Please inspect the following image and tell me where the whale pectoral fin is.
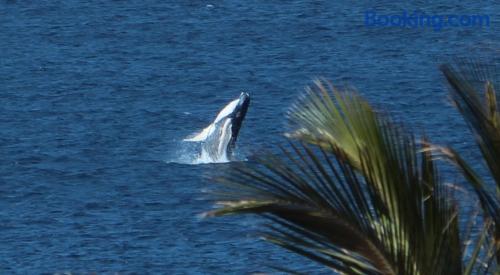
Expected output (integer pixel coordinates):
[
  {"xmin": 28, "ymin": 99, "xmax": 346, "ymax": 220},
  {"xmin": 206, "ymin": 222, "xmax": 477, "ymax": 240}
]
[{"xmin": 183, "ymin": 124, "xmax": 214, "ymax": 142}]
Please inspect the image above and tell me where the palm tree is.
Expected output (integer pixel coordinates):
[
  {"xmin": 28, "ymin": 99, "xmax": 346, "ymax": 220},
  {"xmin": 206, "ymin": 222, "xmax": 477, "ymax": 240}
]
[{"xmin": 205, "ymin": 75, "xmax": 495, "ymax": 274}]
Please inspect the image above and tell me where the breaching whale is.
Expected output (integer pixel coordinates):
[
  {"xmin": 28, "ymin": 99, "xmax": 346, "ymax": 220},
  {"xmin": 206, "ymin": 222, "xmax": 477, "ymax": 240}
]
[{"xmin": 184, "ymin": 92, "xmax": 250, "ymax": 162}]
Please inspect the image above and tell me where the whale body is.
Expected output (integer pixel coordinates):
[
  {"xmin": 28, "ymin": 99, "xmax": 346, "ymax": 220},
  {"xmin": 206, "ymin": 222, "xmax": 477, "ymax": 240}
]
[{"xmin": 184, "ymin": 92, "xmax": 250, "ymax": 162}]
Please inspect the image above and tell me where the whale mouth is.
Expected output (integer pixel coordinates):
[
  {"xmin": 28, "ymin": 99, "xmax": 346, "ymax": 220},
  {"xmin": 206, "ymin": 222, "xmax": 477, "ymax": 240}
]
[{"xmin": 239, "ymin": 92, "xmax": 250, "ymax": 103}]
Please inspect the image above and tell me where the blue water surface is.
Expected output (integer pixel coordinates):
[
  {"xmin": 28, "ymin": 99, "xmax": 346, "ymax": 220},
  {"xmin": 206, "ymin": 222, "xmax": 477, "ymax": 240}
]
[{"xmin": 0, "ymin": 1, "xmax": 498, "ymax": 273}]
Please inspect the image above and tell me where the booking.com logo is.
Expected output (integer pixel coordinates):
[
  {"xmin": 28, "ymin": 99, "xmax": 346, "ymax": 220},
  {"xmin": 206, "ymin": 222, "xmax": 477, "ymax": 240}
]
[{"xmin": 365, "ymin": 10, "xmax": 490, "ymax": 31}]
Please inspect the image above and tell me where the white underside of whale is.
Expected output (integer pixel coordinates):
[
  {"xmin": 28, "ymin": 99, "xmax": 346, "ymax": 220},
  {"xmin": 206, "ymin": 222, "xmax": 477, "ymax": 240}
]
[
  {"xmin": 183, "ymin": 97, "xmax": 241, "ymax": 163},
  {"xmin": 183, "ymin": 98, "xmax": 239, "ymax": 142}
]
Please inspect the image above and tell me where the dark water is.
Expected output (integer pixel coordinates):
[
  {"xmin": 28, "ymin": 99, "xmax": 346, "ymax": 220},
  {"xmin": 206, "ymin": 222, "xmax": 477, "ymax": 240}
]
[{"xmin": 0, "ymin": 1, "xmax": 498, "ymax": 273}]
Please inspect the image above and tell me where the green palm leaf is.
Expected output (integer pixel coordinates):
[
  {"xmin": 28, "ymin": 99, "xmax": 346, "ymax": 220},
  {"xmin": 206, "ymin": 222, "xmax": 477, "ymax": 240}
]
[
  {"xmin": 440, "ymin": 61, "xmax": 500, "ymax": 191},
  {"xmin": 205, "ymin": 81, "xmax": 481, "ymax": 274},
  {"xmin": 439, "ymin": 60, "xmax": 500, "ymax": 262}
]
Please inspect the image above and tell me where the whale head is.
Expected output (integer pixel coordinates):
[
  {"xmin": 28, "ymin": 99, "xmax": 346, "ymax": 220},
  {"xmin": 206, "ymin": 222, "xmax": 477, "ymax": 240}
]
[{"xmin": 227, "ymin": 92, "xmax": 250, "ymax": 149}]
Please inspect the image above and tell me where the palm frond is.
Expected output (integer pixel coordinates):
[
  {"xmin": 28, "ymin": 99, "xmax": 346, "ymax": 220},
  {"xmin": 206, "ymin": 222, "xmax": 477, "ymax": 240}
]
[
  {"xmin": 440, "ymin": 61, "xmax": 500, "ymax": 192},
  {"xmin": 464, "ymin": 220, "xmax": 495, "ymax": 275},
  {"xmin": 207, "ymin": 82, "xmax": 468, "ymax": 274},
  {"xmin": 440, "ymin": 60, "xmax": 500, "ymax": 262}
]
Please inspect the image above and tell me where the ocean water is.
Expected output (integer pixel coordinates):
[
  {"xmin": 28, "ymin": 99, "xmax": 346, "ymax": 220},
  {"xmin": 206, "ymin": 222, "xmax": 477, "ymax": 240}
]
[{"xmin": 0, "ymin": 1, "xmax": 498, "ymax": 273}]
